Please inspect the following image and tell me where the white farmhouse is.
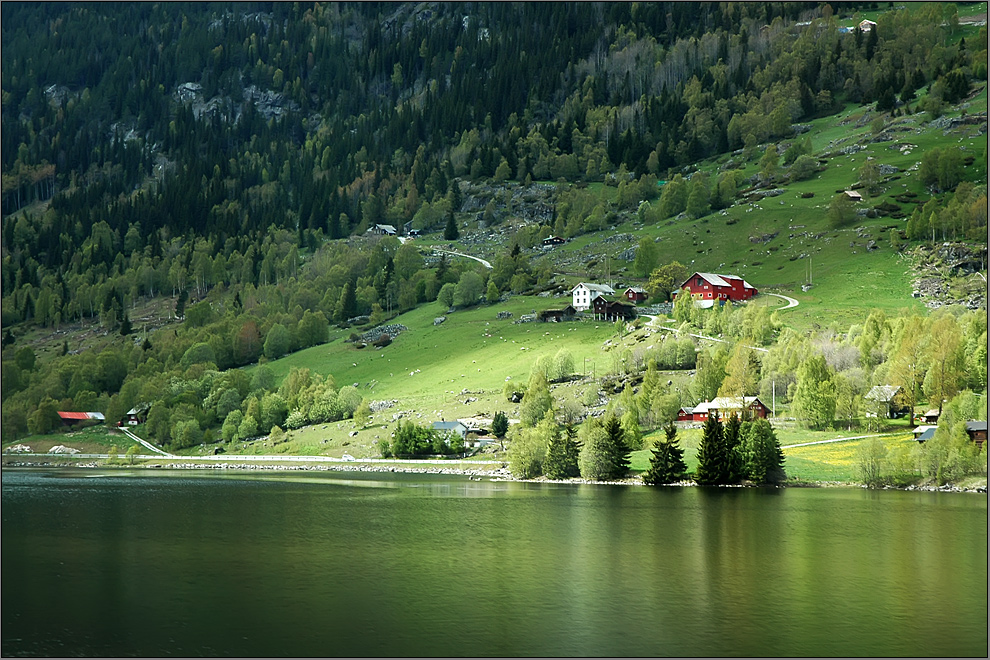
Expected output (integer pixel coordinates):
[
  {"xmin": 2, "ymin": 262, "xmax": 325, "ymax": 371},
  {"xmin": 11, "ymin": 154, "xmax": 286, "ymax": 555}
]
[{"xmin": 571, "ymin": 282, "xmax": 615, "ymax": 311}]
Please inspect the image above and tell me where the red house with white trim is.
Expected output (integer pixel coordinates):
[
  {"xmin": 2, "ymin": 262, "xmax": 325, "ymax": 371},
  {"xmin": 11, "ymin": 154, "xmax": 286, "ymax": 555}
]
[
  {"xmin": 673, "ymin": 272, "xmax": 757, "ymax": 307},
  {"xmin": 624, "ymin": 287, "xmax": 649, "ymax": 303},
  {"xmin": 687, "ymin": 397, "xmax": 769, "ymax": 422}
]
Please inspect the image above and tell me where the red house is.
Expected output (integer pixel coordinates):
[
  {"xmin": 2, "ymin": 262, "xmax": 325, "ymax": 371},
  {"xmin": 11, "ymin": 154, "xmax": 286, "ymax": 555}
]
[
  {"xmin": 624, "ymin": 287, "xmax": 649, "ymax": 303},
  {"xmin": 688, "ymin": 397, "xmax": 769, "ymax": 422},
  {"xmin": 673, "ymin": 272, "xmax": 757, "ymax": 307}
]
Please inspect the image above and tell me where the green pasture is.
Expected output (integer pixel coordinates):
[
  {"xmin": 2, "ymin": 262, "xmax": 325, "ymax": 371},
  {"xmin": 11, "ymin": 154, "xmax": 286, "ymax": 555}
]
[
  {"xmin": 629, "ymin": 427, "xmax": 921, "ymax": 483},
  {"xmin": 255, "ymin": 296, "xmax": 619, "ymax": 400},
  {"xmin": 4, "ymin": 425, "xmax": 141, "ymax": 453},
  {"xmin": 545, "ymin": 76, "xmax": 989, "ymax": 332}
]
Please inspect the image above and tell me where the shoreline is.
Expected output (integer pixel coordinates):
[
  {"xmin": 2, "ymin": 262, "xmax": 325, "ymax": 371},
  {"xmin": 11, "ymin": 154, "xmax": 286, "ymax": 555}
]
[{"xmin": 3, "ymin": 458, "xmax": 986, "ymax": 493}]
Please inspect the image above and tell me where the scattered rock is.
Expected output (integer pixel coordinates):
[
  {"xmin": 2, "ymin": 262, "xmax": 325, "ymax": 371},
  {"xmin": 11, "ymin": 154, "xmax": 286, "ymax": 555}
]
[{"xmin": 360, "ymin": 324, "xmax": 408, "ymax": 344}]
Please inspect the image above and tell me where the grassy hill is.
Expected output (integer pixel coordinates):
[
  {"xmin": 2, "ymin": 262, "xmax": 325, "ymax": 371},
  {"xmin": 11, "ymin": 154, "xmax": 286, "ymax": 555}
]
[{"xmin": 4, "ymin": 3, "xmax": 986, "ymax": 488}]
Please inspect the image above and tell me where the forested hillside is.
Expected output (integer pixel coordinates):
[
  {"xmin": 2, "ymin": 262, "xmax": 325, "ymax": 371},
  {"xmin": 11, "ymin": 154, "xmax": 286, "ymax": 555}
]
[{"xmin": 1, "ymin": 2, "xmax": 986, "ymax": 455}]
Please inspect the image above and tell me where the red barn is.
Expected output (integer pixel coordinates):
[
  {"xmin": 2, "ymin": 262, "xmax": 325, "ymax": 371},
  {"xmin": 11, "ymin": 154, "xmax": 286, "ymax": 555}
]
[
  {"xmin": 57, "ymin": 411, "xmax": 106, "ymax": 427},
  {"xmin": 673, "ymin": 272, "xmax": 757, "ymax": 307},
  {"xmin": 624, "ymin": 287, "xmax": 649, "ymax": 303}
]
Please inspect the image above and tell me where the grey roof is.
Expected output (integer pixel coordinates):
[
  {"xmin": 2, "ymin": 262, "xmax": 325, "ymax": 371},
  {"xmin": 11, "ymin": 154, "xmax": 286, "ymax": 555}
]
[
  {"xmin": 865, "ymin": 385, "xmax": 902, "ymax": 401},
  {"xmin": 692, "ymin": 397, "xmax": 766, "ymax": 413},
  {"xmin": 965, "ymin": 421, "xmax": 987, "ymax": 432},
  {"xmin": 916, "ymin": 428, "xmax": 936, "ymax": 442},
  {"xmin": 572, "ymin": 282, "xmax": 615, "ymax": 295},
  {"xmin": 432, "ymin": 421, "xmax": 466, "ymax": 431}
]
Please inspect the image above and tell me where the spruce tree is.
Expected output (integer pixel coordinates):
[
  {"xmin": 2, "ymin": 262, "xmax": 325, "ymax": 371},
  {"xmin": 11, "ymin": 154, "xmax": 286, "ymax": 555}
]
[
  {"xmin": 723, "ymin": 413, "xmax": 744, "ymax": 483},
  {"xmin": 741, "ymin": 418, "xmax": 786, "ymax": 484},
  {"xmin": 544, "ymin": 424, "xmax": 580, "ymax": 479},
  {"xmin": 694, "ymin": 415, "xmax": 726, "ymax": 485},
  {"xmin": 643, "ymin": 423, "xmax": 687, "ymax": 485},
  {"xmin": 578, "ymin": 414, "xmax": 630, "ymax": 480},
  {"xmin": 443, "ymin": 209, "xmax": 459, "ymax": 240},
  {"xmin": 608, "ymin": 414, "xmax": 632, "ymax": 476}
]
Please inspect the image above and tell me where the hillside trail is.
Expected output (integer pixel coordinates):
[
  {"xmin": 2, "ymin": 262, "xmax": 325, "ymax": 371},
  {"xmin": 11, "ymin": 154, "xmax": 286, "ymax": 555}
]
[
  {"xmin": 640, "ymin": 315, "xmax": 770, "ymax": 353},
  {"xmin": 432, "ymin": 248, "xmax": 492, "ymax": 269}
]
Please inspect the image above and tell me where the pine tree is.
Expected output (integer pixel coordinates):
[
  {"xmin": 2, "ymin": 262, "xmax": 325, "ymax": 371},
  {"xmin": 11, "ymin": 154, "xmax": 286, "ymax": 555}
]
[
  {"xmin": 694, "ymin": 415, "xmax": 726, "ymax": 485},
  {"xmin": 544, "ymin": 423, "xmax": 580, "ymax": 479},
  {"xmin": 175, "ymin": 289, "xmax": 188, "ymax": 318},
  {"xmin": 492, "ymin": 410, "xmax": 509, "ymax": 438},
  {"xmin": 443, "ymin": 209, "xmax": 459, "ymax": 240},
  {"xmin": 608, "ymin": 414, "xmax": 632, "ymax": 475},
  {"xmin": 741, "ymin": 418, "xmax": 786, "ymax": 485},
  {"xmin": 643, "ymin": 423, "xmax": 687, "ymax": 485},
  {"xmin": 119, "ymin": 312, "xmax": 132, "ymax": 336},
  {"xmin": 578, "ymin": 414, "xmax": 630, "ymax": 480},
  {"xmin": 723, "ymin": 413, "xmax": 745, "ymax": 483}
]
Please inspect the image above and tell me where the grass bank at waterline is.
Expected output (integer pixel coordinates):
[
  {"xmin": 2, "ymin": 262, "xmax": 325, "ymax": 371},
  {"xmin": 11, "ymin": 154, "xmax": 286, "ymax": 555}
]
[{"xmin": 5, "ymin": 426, "xmax": 986, "ymax": 492}]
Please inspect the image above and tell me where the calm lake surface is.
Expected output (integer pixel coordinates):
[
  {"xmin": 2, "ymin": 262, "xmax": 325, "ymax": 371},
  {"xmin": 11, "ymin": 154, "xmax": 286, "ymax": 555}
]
[{"xmin": 2, "ymin": 468, "xmax": 986, "ymax": 657}]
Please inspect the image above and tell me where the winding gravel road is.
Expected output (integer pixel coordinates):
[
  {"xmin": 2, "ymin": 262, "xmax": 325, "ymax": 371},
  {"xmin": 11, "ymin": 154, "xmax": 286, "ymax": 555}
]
[{"xmin": 766, "ymin": 293, "xmax": 799, "ymax": 309}]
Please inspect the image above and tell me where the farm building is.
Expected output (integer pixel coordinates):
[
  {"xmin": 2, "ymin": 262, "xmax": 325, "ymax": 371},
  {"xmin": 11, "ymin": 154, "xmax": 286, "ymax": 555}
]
[
  {"xmin": 571, "ymin": 282, "xmax": 615, "ymax": 311},
  {"xmin": 542, "ymin": 235, "xmax": 566, "ymax": 246},
  {"xmin": 57, "ymin": 411, "xmax": 105, "ymax": 427},
  {"xmin": 432, "ymin": 420, "xmax": 468, "ymax": 439},
  {"xmin": 921, "ymin": 409, "xmax": 940, "ymax": 424},
  {"xmin": 864, "ymin": 385, "xmax": 911, "ymax": 418},
  {"xmin": 843, "ymin": 190, "xmax": 863, "ymax": 201},
  {"xmin": 538, "ymin": 306, "xmax": 577, "ymax": 322},
  {"xmin": 624, "ymin": 287, "xmax": 649, "ymax": 303},
  {"xmin": 687, "ymin": 397, "xmax": 770, "ymax": 422},
  {"xmin": 966, "ymin": 421, "xmax": 987, "ymax": 450},
  {"xmin": 118, "ymin": 403, "xmax": 151, "ymax": 427},
  {"xmin": 673, "ymin": 272, "xmax": 757, "ymax": 307},
  {"xmin": 591, "ymin": 297, "xmax": 637, "ymax": 321},
  {"xmin": 858, "ymin": 19, "xmax": 877, "ymax": 32},
  {"xmin": 915, "ymin": 422, "xmax": 986, "ymax": 452},
  {"xmin": 373, "ymin": 224, "xmax": 397, "ymax": 236}
]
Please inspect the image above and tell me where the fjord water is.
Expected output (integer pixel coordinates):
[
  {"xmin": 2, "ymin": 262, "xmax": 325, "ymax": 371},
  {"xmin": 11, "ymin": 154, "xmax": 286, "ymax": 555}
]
[{"xmin": 2, "ymin": 469, "xmax": 986, "ymax": 657}]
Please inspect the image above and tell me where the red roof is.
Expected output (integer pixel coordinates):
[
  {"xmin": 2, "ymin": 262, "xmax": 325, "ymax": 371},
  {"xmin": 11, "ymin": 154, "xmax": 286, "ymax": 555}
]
[{"xmin": 57, "ymin": 411, "xmax": 105, "ymax": 420}]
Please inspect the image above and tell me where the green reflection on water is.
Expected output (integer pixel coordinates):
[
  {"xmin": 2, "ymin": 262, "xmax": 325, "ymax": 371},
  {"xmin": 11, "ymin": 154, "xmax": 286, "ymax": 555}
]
[{"xmin": 2, "ymin": 469, "xmax": 986, "ymax": 657}]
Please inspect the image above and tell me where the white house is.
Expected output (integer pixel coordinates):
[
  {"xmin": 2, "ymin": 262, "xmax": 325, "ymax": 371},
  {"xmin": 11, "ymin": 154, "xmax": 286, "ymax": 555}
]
[
  {"xmin": 432, "ymin": 420, "xmax": 468, "ymax": 439},
  {"xmin": 571, "ymin": 282, "xmax": 614, "ymax": 311}
]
